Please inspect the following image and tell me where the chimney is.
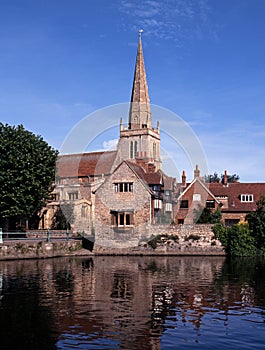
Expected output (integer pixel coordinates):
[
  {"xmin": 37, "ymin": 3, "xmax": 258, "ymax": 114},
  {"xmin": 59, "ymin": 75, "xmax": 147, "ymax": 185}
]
[
  {"xmin": 194, "ymin": 164, "xmax": 200, "ymax": 178},
  {"xmin": 182, "ymin": 170, "xmax": 187, "ymax": 187},
  {"xmin": 223, "ymin": 170, "xmax": 228, "ymax": 186}
]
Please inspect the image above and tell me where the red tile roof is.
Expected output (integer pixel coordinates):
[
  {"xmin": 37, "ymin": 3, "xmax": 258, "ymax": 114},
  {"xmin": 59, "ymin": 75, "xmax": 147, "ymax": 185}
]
[
  {"xmin": 56, "ymin": 151, "xmax": 117, "ymax": 178},
  {"xmin": 209, "ymin": 182, "xmax": 265, "ymax": 212},
  {"xmin": 126, "ymin": 161, "xmax": 168, "ymax": 186}
]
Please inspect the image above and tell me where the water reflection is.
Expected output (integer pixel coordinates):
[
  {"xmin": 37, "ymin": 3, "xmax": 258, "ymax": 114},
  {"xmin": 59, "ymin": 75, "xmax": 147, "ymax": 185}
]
[{"xmin": 0, "ymin": 256, "xmax": 264, "ymax": 349}]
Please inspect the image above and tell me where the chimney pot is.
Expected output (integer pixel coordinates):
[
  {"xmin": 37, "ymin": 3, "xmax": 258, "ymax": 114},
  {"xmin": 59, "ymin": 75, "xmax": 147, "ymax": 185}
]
[{"xmin": 182, "ymin": 170, "xmax": 187, "ymax": 187}]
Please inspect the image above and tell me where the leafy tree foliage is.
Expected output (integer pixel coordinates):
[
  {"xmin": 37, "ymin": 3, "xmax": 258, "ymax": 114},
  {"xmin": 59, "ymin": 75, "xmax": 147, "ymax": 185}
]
[
  {"xmin": 204, "ymin": 172, "xmax": 220, "ymax": 183},
  {"xmin": 194, "ymin": 204, "xmax": 222, "ymax": 224},
  {"xmin": 221, "ymin": 173, "xmax": 240, "ymax": 183},
  {"xmin": 213, "ymin": 223, "xmax": 256, "ymax": 256},
  {"xmin": 213, "ymin": 195, "xmax": 265, "ymax": 256},
  {"xmin": 247, "ymin": 195, "xmax": 265, "ymax": 249},
  {"xmin": 204, "ymin": 172, "xmax": 239, "ymax": 183},
  {"xmin": 0, "ymin": 123, "xmax": 58, "ymax": 229}
]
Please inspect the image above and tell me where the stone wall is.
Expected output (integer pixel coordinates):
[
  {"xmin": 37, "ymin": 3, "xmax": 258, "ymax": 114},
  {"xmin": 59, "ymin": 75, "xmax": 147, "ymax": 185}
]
[
  {"xmin": 94, "ymin": 161, "xmax": 152, "ymax": 242},
  {"xmin": 93, "ymin": 224, "xmax": 225, "ymax": 255},
  {"xmin": 0, "ymin": 240, "xmax": 84, "ymax": 260}
]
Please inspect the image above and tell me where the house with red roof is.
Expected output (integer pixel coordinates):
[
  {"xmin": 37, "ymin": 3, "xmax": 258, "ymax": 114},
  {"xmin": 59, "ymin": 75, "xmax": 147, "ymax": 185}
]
[{"xmin": 174, "ymin": 166, "xmax": 265, "ymax": 226}]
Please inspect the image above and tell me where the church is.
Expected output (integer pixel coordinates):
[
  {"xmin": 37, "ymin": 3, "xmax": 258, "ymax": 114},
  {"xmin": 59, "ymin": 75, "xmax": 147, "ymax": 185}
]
[
  {"xmin": 42, "ymin": 33, "xmax": 176, "ymax": 244},
  {"xmin": 41, "ymin": 33, "xmax": 265, "ymax": 244}
]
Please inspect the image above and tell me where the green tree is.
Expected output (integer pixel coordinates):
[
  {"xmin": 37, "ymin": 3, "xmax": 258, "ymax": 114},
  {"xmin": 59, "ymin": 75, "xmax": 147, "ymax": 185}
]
[
  {"xmin": 213, "ymin": 222, "xmax": 256, "ymax": 256},
  {"xmin": 204, "ymin": 172, "xmax": 220, "ymax": 183},
  {"xmin": 0, "ymin": 123, "xmax": 58, "ymax": 230},
  {"xmin": 194, "ymin": 204, "xmax": 222, "ymax": 224},
  {"xmin": 204, "ymin": 172, "xmax": 240, "ymax": 183},
  {"xmin": 247, "ymin": 194, "xmax": 265, "ymax": 249},
  {"xmin": 221, "ymin": 173, "xmax": 240, "ymax": 183}
]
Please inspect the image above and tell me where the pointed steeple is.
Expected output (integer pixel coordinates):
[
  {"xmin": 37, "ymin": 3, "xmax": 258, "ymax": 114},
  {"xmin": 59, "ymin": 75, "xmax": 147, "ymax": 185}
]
[
  {"xmin": 119, "ymin": 31, "xmax": 161, "ymax": 171},
  {"xmin": 129, "ymin": 30, "xmax": 152, "ymax": 130}
]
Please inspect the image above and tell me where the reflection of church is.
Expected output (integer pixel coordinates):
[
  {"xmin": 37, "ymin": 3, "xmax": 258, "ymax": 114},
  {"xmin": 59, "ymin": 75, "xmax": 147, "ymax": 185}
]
[{"xmin": 42, "ymin": 33, "xmax": 176, "ymax": 240}]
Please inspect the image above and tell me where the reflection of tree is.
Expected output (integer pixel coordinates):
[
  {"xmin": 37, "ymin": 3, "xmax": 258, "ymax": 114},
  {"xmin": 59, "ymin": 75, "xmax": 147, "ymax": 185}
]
[
  {"xmin": 0, "ymin": 275, "xmax": 57, "ymax": 350},
  {"xmin": 3, "ymin": 256, "xmax": 265, "ymax": 350},
  {"xmin": 214, "ymin": 257, "xmax": 265, "ymax": 309}
]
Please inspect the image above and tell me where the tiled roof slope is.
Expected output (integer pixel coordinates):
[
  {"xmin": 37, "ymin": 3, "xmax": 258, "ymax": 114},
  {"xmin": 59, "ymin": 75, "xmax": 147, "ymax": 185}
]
[
  {"xmin": 56, "ymin": 151, "xmax": 117, "ymax": 178},
  {"xmin": 126, "ymin": 161, "xmax": 175, "ymax": 189},
  {"xmin": 209, "ymin": 182, "xmax": 265, "ymax": 212}
]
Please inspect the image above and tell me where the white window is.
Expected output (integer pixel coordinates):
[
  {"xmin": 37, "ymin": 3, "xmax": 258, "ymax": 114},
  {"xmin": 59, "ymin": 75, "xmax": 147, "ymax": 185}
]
[
  {"xmin": 114, "ymin": 183, "xmax": 133, "ymax": 193},
  {"xmin": 165, "ymin": 203, "xmax": 172, "ymax": 212},
  {"xmin": 154, "ymin": 199, "xmax": 162, "ymax": 209},
  {"xmin": 68, "ymin": 192, "xmax": 78, "ymax": 200},
  {"xmin": 240, "ymin": 194, "xmax": 254, "ymax": 202},
  {"xmin": 193, "ymin": 194, "xmax": 201, "ymax": 201}
]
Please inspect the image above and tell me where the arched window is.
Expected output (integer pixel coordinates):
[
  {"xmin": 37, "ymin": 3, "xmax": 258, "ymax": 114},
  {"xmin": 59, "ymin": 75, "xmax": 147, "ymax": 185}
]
[
  {"xmin": 153, "ymin": 142, "xmax": 156, "ymax": 159},
  {"xmin": 130, "ymin": 141, "xmax": 134, "ymax": 158},
  {"xmin": 134, "ymin": 141, "xmax": 137, "ymax": 158}
]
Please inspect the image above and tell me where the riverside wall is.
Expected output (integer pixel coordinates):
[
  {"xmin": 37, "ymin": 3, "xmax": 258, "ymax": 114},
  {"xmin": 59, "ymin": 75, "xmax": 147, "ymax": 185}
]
[
  {"xmin": 93, "ymin": 224, "xmax": 226, "ymax": 255},
  {"xmin": 0, "ymin": 240, "xmax": 87, "ymax": 261},
  {"xmin": 0, "ymin": 225, "xmax": 226, "ymax": 259}
]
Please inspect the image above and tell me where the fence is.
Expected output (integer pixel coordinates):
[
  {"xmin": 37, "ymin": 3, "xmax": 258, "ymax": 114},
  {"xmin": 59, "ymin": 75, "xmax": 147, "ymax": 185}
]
[{"xmin": 0, "ymin": 228, "xmax": 80, "ymax": 243}]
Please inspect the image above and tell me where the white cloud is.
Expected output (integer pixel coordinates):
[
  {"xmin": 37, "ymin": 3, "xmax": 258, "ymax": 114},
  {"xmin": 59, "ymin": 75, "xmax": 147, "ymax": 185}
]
[
  {"xmin": 103, "ymin": 139, "xmax": 119, "ymax": 150},
  {"xmin": 118, "ymin": 0, "xmax": 213, "ymax": 42}
]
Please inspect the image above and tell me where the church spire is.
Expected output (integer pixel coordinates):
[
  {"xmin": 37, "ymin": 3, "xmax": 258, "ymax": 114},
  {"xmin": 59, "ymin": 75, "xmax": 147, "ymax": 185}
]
[{"xmin": 129, "ymin": 30, "xmax": 152, "ymax": 130}]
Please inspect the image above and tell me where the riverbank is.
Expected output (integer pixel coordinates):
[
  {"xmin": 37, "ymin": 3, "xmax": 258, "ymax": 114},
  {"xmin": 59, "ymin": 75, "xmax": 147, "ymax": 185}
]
[
  {"xmin": 0, "ymin": 239, "xmax": 93, "ymax": 260},
  {"xmin": 0, "ymin": 235, "xmax": 225, "ymax": 261}
]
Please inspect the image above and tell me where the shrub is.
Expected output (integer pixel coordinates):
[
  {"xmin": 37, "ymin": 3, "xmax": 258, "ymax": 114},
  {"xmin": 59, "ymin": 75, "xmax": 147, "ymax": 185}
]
[
  {"xmin": 213, "ymin": 222, "xmax": 256, "ymax": 256},
  {"xmin": 148, "ymin": 234, "xmax": 179, "ymax": 249},
  {"xmin": 184, "ymin": 234, "xmax": 200, "ymax": 241}
]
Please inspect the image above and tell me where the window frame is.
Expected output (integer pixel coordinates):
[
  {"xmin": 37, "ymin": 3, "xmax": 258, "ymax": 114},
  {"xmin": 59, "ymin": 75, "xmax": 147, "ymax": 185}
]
[
  {"xmin": 240, "ymin": 194, "xmax": 254, "ymax": 202},
  {"xmin": 180, "ymin": 200, "xmax": 189, "ymax": 209},
  {"xmin": 114, "ymin": 182, "xmax": 133, "ymax": 193}
]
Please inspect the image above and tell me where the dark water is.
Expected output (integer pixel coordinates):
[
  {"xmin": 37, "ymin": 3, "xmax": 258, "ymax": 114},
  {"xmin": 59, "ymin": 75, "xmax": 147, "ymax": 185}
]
[{"xmin": 0, "ymin": 256, "xmax": 265, "ymax": 350}]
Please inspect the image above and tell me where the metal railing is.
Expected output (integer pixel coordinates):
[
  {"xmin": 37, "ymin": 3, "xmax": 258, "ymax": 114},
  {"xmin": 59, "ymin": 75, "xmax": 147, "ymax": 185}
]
[{"xmin": 0, "ymin": 228, "xmax": 77, "ymax": 243}]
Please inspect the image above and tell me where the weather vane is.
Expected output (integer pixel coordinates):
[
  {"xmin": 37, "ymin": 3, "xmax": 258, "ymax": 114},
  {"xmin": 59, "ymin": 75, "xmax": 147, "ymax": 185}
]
[{"xmin": 138, "ymin": 29, "xmax": 143, "ymax": 39}]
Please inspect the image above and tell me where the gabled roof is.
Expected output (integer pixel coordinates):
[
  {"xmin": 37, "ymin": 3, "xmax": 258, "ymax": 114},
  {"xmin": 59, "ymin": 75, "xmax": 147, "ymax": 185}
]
[
  {"xmin": 124, "ymin": 161, "xmax": 153, "ymax": 194},
  {"xmin": 177, "ymin": 177, "xmax": 221, "ymax": 204},
  {"xmin": 162, "ymin": 174, "xmax": 176, "ymax": 191},
  {"xmin": 94, "ymin": 160, "xmax": 153, "ymax": 195},
  {"xmin": 56, "ymin": 151, "xmax": 117, "ymax": 178},
  {"xmin": 209, "ymin": 182, "xmax": 265, "ymax": 212}
]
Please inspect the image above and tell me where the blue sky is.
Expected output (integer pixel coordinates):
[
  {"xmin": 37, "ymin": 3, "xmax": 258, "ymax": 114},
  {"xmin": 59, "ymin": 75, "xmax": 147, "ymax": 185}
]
[{"xmin": 1, "ymin": 0, "xmax": 265, "ymax": 182}]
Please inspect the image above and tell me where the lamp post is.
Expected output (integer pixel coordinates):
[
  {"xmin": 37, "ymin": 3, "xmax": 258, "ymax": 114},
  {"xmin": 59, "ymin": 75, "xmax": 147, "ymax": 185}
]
[{"xmin": 47, "ymin": 228, "xmax": 51, "ymax": 242}]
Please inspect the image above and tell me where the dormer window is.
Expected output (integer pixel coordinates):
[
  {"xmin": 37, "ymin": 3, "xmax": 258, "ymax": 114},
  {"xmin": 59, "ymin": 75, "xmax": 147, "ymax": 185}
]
[{"xmin": 240, "ymin": 194, "xmax": 254, "ymax": 202}]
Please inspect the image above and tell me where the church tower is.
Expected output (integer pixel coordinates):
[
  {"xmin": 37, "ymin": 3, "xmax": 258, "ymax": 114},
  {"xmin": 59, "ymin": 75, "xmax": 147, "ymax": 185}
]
[{"xmin": 118, "ymin": 30, "xmax": 161, "ymax": 171}]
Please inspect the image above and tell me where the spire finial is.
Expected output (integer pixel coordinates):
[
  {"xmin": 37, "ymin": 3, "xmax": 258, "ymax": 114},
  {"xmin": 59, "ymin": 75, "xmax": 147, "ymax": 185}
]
[{"xmin": 138, "ymin": 29, "xmax": 143, "ymax": 40}]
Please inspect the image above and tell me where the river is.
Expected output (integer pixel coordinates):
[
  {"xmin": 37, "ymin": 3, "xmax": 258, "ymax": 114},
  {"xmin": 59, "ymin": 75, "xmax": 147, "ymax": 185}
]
[{"xmin": 0, "ymin": 256, "xmax": 264, "ymax": 349}]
